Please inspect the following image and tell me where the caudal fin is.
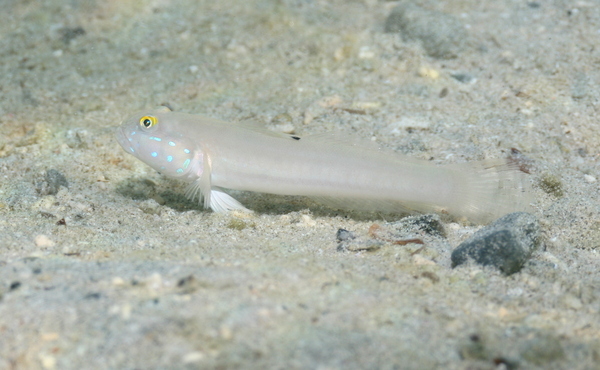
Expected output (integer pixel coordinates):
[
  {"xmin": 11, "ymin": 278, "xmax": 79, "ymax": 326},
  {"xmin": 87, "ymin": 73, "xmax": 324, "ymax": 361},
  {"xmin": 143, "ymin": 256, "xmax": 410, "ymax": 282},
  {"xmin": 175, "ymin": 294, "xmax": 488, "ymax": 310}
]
[{"xmin": 444, "ymin": 159, "xmax": 533, "ymax": 223}]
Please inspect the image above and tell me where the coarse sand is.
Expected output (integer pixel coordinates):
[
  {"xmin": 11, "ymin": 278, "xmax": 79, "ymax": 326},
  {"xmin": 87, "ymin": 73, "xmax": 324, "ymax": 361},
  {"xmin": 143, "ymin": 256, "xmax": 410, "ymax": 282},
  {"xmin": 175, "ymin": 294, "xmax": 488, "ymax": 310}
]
[{"xmin": 1, "ymin": 0, "xmax": 599, "ymax": 368}]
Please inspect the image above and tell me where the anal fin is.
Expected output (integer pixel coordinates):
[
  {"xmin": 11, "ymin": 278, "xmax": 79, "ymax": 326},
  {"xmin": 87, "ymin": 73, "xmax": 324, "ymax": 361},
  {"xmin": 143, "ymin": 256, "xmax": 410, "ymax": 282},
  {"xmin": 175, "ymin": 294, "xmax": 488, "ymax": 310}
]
[{"xmin": 209, "ymin": 188, "xmax": 250, "ymax": 213}]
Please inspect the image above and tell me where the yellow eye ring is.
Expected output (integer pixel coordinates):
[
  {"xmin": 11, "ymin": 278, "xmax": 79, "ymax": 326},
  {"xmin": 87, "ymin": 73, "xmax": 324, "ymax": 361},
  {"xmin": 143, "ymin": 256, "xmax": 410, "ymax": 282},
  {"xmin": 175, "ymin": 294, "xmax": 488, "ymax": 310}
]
[{"xmin": 140, "ymin": 115, "xmax": 157, "ymax": 128}]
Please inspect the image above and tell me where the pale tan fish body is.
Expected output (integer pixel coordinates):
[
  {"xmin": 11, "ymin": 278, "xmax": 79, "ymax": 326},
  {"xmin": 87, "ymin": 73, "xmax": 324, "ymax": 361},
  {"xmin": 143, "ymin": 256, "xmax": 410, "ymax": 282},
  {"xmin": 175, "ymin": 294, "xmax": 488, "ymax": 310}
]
[{"xmin": 116, "ymin": 107, "xmax": 531, "ymax": 223}]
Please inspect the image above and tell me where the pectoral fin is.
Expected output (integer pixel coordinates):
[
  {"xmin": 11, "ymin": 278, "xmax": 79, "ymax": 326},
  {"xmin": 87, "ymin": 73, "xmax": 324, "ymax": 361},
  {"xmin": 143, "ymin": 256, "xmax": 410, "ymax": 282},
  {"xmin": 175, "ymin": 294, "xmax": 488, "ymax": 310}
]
[{"xmin": 184, "ymin": 154, "xmax": 250, "ymax": 213}]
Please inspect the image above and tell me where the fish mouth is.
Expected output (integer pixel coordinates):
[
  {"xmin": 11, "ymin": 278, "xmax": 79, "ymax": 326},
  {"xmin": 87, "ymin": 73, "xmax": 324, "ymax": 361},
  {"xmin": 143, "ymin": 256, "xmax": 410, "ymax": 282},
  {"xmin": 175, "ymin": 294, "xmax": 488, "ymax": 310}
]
[{"xmin": 115, "ymin": 126, "xmax": 131, "ymax": 152}]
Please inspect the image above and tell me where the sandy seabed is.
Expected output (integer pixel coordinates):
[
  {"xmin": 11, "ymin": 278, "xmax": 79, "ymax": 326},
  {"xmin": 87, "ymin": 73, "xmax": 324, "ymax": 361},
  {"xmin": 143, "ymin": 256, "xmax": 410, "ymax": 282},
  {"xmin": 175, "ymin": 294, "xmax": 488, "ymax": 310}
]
[{"xmin": 1, "ymin": 0, "xmax": 599, "ymax": 369}]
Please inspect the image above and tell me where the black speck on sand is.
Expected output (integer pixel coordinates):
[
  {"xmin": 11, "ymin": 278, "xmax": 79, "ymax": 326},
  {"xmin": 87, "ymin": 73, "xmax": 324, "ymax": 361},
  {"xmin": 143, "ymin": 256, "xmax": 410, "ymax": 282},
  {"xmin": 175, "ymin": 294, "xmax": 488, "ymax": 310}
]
[{"xmin": 1, "ymin": 1, "xmax": 599, "ymax": 368}]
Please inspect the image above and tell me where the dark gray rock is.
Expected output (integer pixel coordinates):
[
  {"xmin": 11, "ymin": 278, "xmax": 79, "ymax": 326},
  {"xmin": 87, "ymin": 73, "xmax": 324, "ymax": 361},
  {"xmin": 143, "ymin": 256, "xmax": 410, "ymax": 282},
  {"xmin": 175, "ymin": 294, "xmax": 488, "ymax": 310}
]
[
  {"xmin": 336, "ymin": 228, "xmax": 356, "ymax": 243},
  {"xmin": 384, "ymin": 2, "xmax": 468, "ymax": 59},
  {"xmin": 451, "ymin": 212, "xmax": 540, "ymax": 275},
  {"xmin": 37, "ymin": 169, "xmax": 69, "ymax": 195},
  {"xmin": 390, "ymin": 214, "xmax": 446, "ymax": 238}
]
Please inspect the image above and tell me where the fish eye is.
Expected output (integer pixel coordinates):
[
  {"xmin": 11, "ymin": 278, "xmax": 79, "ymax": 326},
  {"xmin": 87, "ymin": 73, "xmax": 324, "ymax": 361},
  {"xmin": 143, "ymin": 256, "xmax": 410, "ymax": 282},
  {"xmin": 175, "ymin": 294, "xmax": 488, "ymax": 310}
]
[{"xmin": 140, "ymin": 115, "xmax": 157, "ymax": 128}]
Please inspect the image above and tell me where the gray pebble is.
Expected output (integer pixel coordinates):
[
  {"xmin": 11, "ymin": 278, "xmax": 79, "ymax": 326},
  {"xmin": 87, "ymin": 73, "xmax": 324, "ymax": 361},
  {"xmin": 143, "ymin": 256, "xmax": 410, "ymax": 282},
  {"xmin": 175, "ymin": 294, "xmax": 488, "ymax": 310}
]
[
  {"xmin": 384, "ymin": 2, "xmax": 468, "ymax": 59},
  {"xmin": 450, "ymin": 72, "xmax": 476, "ymax": 84},
  {"xmin": 451, "ymin": 212, "xmax": 540, "ymax": 275},
  {"xmin": 389, "ymin": 214, "xmax": 446, "ymax": 238},
  {"xmin": 336, "ymin": 228, "xmax": 383, "ymax": 252},
  {"xmin": 336, "ymin": 228, "xmax": 356, "ymax": 243},
  {"xmin": 64, "ymin": 128, "xmax": 91, "ymax": 149},
  {"xmin": 37, "ymin": 169, "xmax": 69, "ymax": 195},
  {"xmin": 138, "ymin": 199, "xmax": 161, "ymax": 215}
]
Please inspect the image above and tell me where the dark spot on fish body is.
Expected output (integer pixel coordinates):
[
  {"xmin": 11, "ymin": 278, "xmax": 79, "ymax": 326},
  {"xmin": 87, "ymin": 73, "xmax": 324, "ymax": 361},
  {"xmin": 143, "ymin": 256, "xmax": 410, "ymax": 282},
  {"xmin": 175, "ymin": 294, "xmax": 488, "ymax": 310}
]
[{"xmin": 291, "ymin": 136, "xmax": 301, "ymax": 141}]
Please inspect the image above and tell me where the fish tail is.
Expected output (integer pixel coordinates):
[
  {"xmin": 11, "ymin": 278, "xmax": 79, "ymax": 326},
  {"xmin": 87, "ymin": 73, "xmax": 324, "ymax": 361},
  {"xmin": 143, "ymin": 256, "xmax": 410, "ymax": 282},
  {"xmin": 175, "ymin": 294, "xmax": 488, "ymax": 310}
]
[{"xmin": 444, "ymin": 159, "xmax": 533, "ymax": 223}]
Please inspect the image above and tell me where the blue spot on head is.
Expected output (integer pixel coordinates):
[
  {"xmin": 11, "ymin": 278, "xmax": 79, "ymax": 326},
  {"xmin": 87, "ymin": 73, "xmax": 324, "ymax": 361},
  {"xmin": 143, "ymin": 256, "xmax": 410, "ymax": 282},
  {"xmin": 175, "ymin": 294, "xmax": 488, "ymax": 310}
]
[
  {"xmin": 182, "ymin": 159, "xmax": 191, "ymax": 169},
  {"xmin": 184, "ymin": 149, "xmax": 190, "ymax": 154},
  {"xmin": 131, "ymin": 131, "xmax": 136, "ymax": 135},
  {"xmin": 151, "ymin": 152, "xmax": 158, "ymax": 157},
  {"xmin": 128, "ymin": 138, "xmax": 132, "ymax": 142},
  {"xmin": 130, "ymin": 147, "xmax": 135, "ymax": 153},
  {"xmin": 176, "ymin": 168, "xmax": 183, "ymax": 174},
  {"xmin": 149, "ymin": 137, "xmax": 162, "ymax": 142},
  {"xmin": 167, "ymin": 155, "xmax": 173, "ymax": 162},
  {"xmin": 168, "ymin": 141, "xmax": 176, "ymax": 147}
]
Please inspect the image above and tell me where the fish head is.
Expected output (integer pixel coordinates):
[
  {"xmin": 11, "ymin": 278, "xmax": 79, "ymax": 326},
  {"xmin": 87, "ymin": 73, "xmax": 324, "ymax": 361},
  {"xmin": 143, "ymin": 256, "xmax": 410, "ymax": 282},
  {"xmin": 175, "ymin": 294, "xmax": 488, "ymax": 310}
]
[{"xmin": 116, "ymin": 106, "xmax": 203, "ymax": 179}]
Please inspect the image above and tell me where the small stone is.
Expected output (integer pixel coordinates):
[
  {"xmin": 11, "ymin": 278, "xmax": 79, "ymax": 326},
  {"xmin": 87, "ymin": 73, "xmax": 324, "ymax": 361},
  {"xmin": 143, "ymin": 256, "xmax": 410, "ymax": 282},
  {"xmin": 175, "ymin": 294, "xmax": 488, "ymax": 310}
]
[
  {"xmin": 384, "ymin": 2, "xmax": 468, "ymax": 59},
  {"xmin": 451, "ymin": 212, "xmax": 540, "ymax": 275},
  {"xmin": 138, "ymin": 199, "xmax": 161, "ymax": 215},
  {"xmin": 268, "ymin": 113, "xmax": 295, "ymax": 134},
  {"xmin": 358, "ymin": 46, "xmax": 375, "ymax": 59},
  {"xmin": 112, "ymin": 277, "xmax": 126, "ymax": 286},
  {"xmin": 412, "ymin": 254, "xmax": 436, "ymax": 266},
  {"xmin": 182, "ymin": 351, "xmax": 205, "ymax": 364},
  {"xmin": 583, "ymin": 174, "xmax": 596, "ymax": 183},
  {"xmin": 390, "ymin": 214, "xmax": 446, "ymax": 238},
  {"xmin": 120, "ymin": 303, "xmax": 132, "ymax": 320},
  {"xmin": 300, "ymin": 214, "xmax": 316, "ymax": 227},
  {"xmin": 450, "ymin": 73, "xmax": 476, "ymax": 84},
  {"xmin": 64, "ymin": 128, "xmax": 91, "ymax": 149},
  {"xmin": 38, "ymin": 169, "xmax": 69, "ymax": 196},
  {"xmin": 34, "ymin": 234, "xmax": 56, "ymax": 248},
  {"xmin": 418, "ymin": 66, "xmax": 440, "ymax": 79},
  {"xmin": 336, "ymin": 228, "xmax": 356, "ymax": 242},
  {"xmin": 337, "ymin": 228, "xmax": 365, "ymax": 251},
  {"xmin": 177, "ymin": 275, "xmax": 202, "ymax": 294},
  {"xmin": 386, "ymin": 116, "xmax": 432, "ymax": 134},
  {"xmin": 39, "ymin": 354, "xmax": 57, "ymax": 369}
]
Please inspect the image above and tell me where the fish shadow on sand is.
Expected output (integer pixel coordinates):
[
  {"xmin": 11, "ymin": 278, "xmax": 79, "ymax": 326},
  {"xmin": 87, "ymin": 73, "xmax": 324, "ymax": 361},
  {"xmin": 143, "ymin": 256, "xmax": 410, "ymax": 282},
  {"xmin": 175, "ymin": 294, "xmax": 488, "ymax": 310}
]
[{"xmin": 115, "ymin": 177, "xmax": 411, "ymax": 221}]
